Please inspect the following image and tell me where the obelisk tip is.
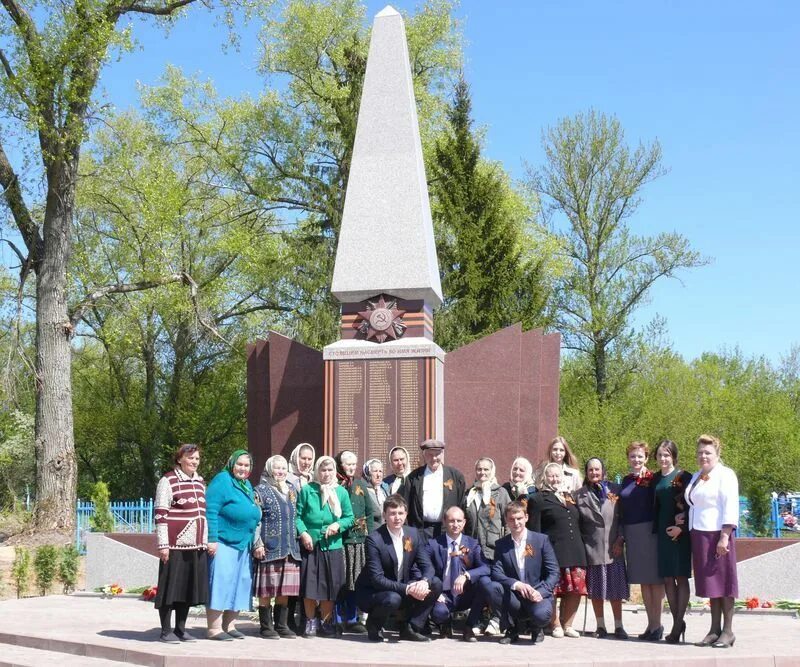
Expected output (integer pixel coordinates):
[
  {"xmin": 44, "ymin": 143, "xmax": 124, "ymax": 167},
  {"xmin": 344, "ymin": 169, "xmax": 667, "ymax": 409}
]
[{"xmin": 375, "ymin": 5, "xmax": 400, "ymax": 18}]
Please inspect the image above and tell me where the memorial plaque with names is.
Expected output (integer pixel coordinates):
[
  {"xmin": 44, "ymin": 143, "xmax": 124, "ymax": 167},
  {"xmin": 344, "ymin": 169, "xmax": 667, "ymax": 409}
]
[{"xmin": 331, "ymin": 358, "xmax": 425, "ymax": 468}]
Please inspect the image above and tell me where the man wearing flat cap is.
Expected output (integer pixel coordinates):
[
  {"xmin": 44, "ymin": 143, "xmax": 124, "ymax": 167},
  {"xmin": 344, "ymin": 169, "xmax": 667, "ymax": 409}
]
[{"xmin": 402, "ymin": 439, "xmax": 465, "ymax": 539}]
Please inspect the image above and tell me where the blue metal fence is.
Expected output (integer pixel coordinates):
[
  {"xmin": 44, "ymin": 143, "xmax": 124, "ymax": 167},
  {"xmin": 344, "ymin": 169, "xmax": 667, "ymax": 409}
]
[{"xmin": 75, "ymin": 498, "xmax": 154, "ymax": 554}]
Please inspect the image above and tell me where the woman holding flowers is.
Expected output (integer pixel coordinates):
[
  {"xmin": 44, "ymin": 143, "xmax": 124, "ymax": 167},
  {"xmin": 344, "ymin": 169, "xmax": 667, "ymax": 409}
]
[
  {"xmin": 153, "ymin": 443, "xmax": 209, "ymax": 643},
  {"xmin": 528, "ymin": 463, "xmax": 587, "ymax": 639},
  {"xmin": 619, "ymin": 441, "xmax": 664, "ymax": 641},
  {"xmin": 685, "ymin": 434, "xmax": 739, "ymax": 648},
  {"xmin": 652, "ymin": 440, "xmax": 693, "ymax": 643},
  {"xmin": 295, "ymin": 455, "xmax": 355, "ymax": 637},
  {"xmin": 206, "ymin": 449, "xmax": 261, "ymax": 640}
]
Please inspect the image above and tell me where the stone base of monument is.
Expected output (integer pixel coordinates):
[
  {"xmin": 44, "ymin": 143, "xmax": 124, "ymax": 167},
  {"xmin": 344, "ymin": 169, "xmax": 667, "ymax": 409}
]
[{"xmin": 85, "ymin": 533, "xmax": 158, "ymax": 592}]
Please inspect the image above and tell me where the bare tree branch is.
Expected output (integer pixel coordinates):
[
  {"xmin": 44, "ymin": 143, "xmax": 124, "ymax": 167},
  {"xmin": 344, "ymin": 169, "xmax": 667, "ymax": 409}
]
[{"xmin": 69, "ymin": 272, "xmax": 187, "ymax": 328}]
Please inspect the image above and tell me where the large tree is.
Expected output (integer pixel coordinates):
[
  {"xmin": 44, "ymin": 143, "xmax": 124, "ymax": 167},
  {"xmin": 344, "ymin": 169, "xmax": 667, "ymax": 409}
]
[
  {"xmin": 529, "ymin": 110, "xmax": 707, "ymax": 400},
  {"xmin": 430, "ymin": 77, "xmax": 553, "ymax": 351},
  {"xmin": 0, "ymin": 0, "xmax": 252, "ymax": 532}
]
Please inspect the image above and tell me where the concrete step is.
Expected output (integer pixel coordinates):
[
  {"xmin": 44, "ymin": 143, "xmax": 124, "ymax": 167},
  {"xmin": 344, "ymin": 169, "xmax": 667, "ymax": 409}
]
[{"xmin": 0, "ymin": 643, "xmax": 128, "ymax": 667}]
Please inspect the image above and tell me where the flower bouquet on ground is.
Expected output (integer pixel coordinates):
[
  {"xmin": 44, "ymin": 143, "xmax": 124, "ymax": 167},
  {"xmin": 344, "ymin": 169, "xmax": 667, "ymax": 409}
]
[
  {"xmin": 101, "ymin": 583, "xmax": 124, "ymax": 598},
  {"xmin": 141, "ymin": 586, "xmax": 158, "ymax": 601}
]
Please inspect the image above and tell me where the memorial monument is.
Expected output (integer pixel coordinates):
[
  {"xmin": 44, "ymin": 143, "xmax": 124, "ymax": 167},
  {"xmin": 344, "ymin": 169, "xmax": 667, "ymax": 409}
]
[{"xmin": 247, "ymin": 5, "xmax": 560, "ymax": 478}]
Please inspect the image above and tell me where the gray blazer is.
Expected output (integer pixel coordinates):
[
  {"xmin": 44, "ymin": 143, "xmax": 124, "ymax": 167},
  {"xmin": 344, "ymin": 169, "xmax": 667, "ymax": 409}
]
[
  {"xmin": 463, "ymin": 483, "xmax": 510, "ymax": 560},
  {"xmin": 575, "ymin": 485, "xmax": 622, "ymax": 566}
]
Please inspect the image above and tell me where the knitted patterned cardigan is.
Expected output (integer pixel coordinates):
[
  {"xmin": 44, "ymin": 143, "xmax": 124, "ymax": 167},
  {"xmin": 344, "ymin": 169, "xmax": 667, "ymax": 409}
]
[{"xmin": 155, "ymin": 468, "xmax": 208, "ymax": 550}]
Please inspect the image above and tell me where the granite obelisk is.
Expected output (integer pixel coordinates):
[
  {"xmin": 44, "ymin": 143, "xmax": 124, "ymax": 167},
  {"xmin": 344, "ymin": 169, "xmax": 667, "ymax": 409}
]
[{"xmin": 324, "ymin": 5, "xmax": 444, "ymax": 466}]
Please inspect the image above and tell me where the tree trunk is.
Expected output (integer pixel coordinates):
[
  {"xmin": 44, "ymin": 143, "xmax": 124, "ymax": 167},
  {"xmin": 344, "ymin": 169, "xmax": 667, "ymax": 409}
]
[
  {"xmin": 32, "ymin": 158, "xmax": 78, "ymax": 532},
  {"xmin": 594, "ymin": 340, "xmax": 608, "ymax": 402}
]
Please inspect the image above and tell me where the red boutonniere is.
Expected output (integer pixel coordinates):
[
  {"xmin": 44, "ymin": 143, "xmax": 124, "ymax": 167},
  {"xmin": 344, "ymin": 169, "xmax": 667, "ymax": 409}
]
[
  {"xmin": 699, "ymin": 473, "xmax": 710, "ymax": 482},
  {"xmin": 443, "ymin": 478, "xmax": 454, "ymax": 491},
  {"xmin": 524, "ymin": 544, "xmax": 535, "ymax": 558},
  {"xmin": 635, "ymin": 470, "xmax": 654, "ymax": 487},
  {"xmin": 607, "ymin": 492, "xmax": 619, "ymax": 504},
  {"xmin": 403, "ymin": 537, "xmax": 413, "ymax": 553},
  {"xmin": 354, "ymin": 485, "xmax": 364, "ymax": 496},
  {"xmin": 671, "ymin": 473, "xmax": 684, "ymax": 489}
]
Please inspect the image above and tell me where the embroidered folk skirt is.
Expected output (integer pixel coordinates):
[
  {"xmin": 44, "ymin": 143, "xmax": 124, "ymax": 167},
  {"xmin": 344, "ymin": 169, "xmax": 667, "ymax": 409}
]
[
  {"xmin": 343, "ymin": 543, "xmax": 366, "ymax": 591},
  {"xmin": 301, "ymin": 546, "xmax": 345, "ymax": 601},
  {"xmin": 691, "ymin": 529, "xmax": 738, "ymax": 598},
  {"xmin": 208, "ymin": 542, "xmax": 253, "ymax": 611},
  {"xmin": 253, "ymin": 556, "xmax": 301, "ymax": 598},
  {"xmin": 622, "ymin": 521, "xmax": 662, "ymax": 584},
  {"xmin": 554, "ymin": 566, "xmax": 587, "ymax": 596},
  {"xmin": 154, "ymin": 548, "xmax": 209, "ymax": 608},
  {"xmin": 586, "ymin": 559, "xmax": 629, "ymax": 601}
]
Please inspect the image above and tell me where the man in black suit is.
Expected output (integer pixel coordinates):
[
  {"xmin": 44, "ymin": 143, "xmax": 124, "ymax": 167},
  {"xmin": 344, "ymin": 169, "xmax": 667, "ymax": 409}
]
[
  {"xmin": 402, "ymin": 439, "xmax": 466, "ymax": 538},
  {"xmin": 356, "ymin": 494, "xmax": 443, "ymax": 642},
  {"xmin": 428, "ymin": 506, "xmax": 493, "ymax": 642},
  {"xmin": 487, "ymin": 500, "xmax": 560, "ymax": 644}
]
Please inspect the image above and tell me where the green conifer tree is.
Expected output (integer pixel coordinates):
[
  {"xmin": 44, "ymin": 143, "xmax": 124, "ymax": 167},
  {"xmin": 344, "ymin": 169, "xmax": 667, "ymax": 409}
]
[{"xmin": 431, "ymin": 77, "xmax": 549, "ymax": 351}]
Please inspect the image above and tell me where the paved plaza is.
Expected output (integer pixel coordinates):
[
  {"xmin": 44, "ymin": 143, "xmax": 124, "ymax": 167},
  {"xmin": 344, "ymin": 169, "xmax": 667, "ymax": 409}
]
[{"xmin": 0, "ymin": 594, "xmax": 797, "ymax": 666}]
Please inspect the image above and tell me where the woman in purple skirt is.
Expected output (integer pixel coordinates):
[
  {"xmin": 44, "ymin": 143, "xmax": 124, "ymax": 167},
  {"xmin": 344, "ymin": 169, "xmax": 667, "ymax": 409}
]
[{"xmin": 684, "ymin": 434, "xmax": 739, "ymax": 648}]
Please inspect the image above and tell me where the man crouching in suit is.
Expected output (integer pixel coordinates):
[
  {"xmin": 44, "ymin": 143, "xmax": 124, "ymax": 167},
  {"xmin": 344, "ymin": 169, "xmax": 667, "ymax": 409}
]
[
  {"xmin": 428, "ymin": 506, "xmax": 493, "ymax": 642},
  {"xmin": 356, "ymin": 494, "xmax": 443, "ymax": 642},
  {"xmin": 487, "ymin": 500, "xmax": 559, "ymax": 644}
]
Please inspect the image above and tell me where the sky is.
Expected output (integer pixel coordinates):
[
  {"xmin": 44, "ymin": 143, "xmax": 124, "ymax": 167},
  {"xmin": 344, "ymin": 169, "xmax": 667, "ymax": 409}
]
[{"xmin": 3, "ymin": 1, "xmax": 799, "ymax": 364}]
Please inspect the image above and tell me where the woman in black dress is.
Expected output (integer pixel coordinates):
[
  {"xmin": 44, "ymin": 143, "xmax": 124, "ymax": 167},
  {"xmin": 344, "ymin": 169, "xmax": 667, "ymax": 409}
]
[{"xmin": 528, "ymin": 462, "xmax": 587, "ymax": 638}]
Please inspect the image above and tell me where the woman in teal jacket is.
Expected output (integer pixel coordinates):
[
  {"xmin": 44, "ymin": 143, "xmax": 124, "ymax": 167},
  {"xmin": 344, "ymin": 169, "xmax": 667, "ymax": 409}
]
[
  {"xmin": 205, "ymin": 449, "xmax": 261, "ymax": 640},
  {"xmin": 296, "ymin": 455, "xmax": 354, "ymax": 637}
]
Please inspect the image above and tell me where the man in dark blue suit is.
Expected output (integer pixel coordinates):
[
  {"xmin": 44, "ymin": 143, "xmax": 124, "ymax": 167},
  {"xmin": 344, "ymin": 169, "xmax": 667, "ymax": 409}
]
[
  {"xmin": 428, "ymin": 506, "xmax": 493, "ymax": 642},
  {"xmin": 488, "ymin": 500, "xmax": 560, "ymax": 644},
  {"xmin": 356, "ymin": 494, "xmax": 443, "ymax": 642}
]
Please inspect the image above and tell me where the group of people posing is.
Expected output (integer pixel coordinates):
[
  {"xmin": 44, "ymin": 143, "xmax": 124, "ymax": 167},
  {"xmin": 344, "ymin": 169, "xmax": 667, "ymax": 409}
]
[{"xmin": 152, "ymin": 434, "xmax": 739, "ymax": 650}]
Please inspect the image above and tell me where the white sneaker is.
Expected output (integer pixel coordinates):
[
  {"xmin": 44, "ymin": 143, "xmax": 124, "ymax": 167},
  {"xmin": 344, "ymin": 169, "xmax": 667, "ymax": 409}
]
[
  {"xmin": 551, "ymin": 626, "xmax": 565, "ymax": 638},
  {"xmin": 304, "ymin": 618, "xmax": 318, "ymax": 637},
  {"xmin": 484, "ymin": 618, "xmax": 501, "ymax": 636},
  {"xmin": 564, "ymin": 627, "xmax": 580, "ymax": 638}
]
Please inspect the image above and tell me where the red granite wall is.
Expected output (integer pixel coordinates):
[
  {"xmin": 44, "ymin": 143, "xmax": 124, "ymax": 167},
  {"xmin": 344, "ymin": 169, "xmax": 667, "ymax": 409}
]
[
  {"xmin": 246, "ymin": 332, "xmax": 324, "ymax": 478},
  {"xmin": 443, "ymin": 324, "xmax": 560, "ymax": 484}
]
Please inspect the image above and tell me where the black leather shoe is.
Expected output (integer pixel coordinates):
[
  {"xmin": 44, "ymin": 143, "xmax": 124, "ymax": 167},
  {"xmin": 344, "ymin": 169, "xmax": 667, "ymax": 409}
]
[
  {"xmin": 462, "ymin": 626, "xmax": 478, "ymax": 642},
  {"xmin": 366, "ymin": 618, "xmax": 386, "ymax": 642},
  {"xmin": 499, "ymin": 630, "xmax": 520, "ymax": 645},
  {"xmin": 399, "ymin": 625, "xmax": 431, "ymax": 642},
  {"xmin": 347, "ymin": 622, "xmax": 368, "ymax": 635},
  {"xmin": 159, "ymin": 631, "xmax": 180, "ymax": 644},
  {"xmin": 439, "ymin": 621, "xmax": 453, "ymax": 639},
  {"xmin": 594, "ymin": 627, "xmax": 608, "ymax": 639},
  {"xmin": 614, "ymin": 628, "xmax": 629, "ymax": 640},
  {"xmin": 175, "ymin": 630, "xmax": 197, "ymax": 642},
  {"xmin": 532, "ymin": 626, "xmax": 545, "ymax": 643}
]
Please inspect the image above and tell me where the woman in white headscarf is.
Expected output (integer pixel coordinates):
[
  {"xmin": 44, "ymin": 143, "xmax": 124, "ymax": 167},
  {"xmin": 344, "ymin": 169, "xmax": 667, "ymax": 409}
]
[
  {"xmin": 463, "ymin": 457, "xmax": 510, "ymax": 561},
  {"xmin": 362, "ymin": 458, "xmax": 389, "ymax": 528},
  {"xmin": 295, "ymin": 455, "xmax": 354, "ymax": 637},
  {"xmin": 252, "ymin": 455, "xmax": 301, "ymax": 639},
  {"xmin": 287, "ymin": 443, "xmax": 315, "ymax": 492},
  {"xmin": 502, "ymin": 456, "xmax": 538, "ymax": 502},
  {"xmin": 463, "ymin": 457, "xmax": 510, "ymax": 636}
]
